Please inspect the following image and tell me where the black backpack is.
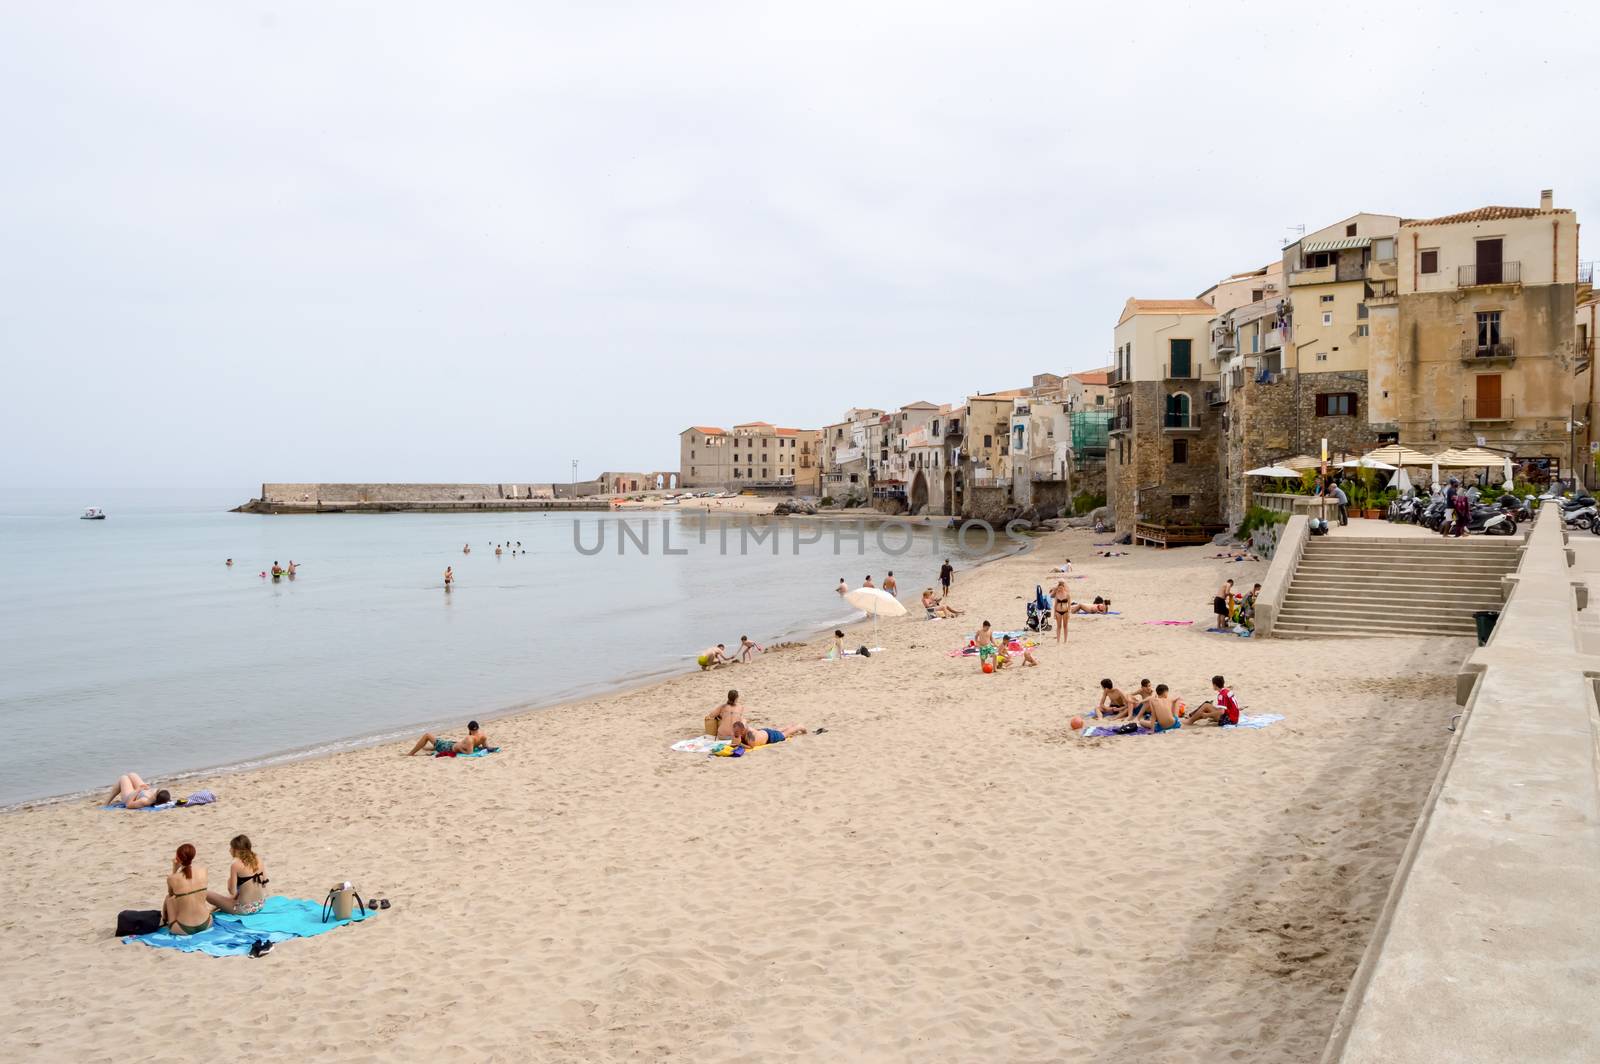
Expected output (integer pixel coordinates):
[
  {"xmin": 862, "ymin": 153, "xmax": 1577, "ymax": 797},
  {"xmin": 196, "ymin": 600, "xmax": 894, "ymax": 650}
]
[{"xmin": 116, "ymin": 909, "xmax": 163, "ymax": 937}]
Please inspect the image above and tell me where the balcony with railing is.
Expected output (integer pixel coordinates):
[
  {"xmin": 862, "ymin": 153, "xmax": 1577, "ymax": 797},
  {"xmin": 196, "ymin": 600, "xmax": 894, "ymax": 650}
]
[
  {"xmin": 1163, "ymin": 410, "xmax": 1202, "ymax": 431},
  {"xmin": 1109, "ymin": 411, "xmax": 1133, "ymax": 434},
  {"xmin": 1580, "ymin": 261, "xmax": 1595, "ymax": 286},
  {"xmin": 1109, "ymin": 366, "xmax": 1128, "ymax": 387},
  {"xmin": 1288, "ymin": 264, "xmax": 1337, "ymax": 287},
  {"xmin": 1165, "ymin": 362, "xmax": 1199, "ymax": 381},
  {"xmin": 1465, "ymin": 397, "xmax": 1514, "ymax": 422},
  {"xmin": 1461, "ymin": 337, "xmax": 1516, "ymax": 362},
  {"xmin": 1206, "ymin": 387, "xmax": 1226, "ymax": 407},
  {"xmin": 1458, "ymin": 261, "xmax": 1521, "ymax": 287},
  {"xmin": 1211, "ymin": 325, "xmax": 1236, "ymax": 354}
]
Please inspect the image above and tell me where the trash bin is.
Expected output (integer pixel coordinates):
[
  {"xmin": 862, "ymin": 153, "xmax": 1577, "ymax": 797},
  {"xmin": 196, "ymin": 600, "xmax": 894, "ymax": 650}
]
[{"xmin": 1472, "ymin": 610, "xmax": 1499, "ymax": 646}]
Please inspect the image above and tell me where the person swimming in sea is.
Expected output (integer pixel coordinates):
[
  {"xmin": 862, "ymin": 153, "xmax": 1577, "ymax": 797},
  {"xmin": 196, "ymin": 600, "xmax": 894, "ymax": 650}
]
[
  {"xmin": 270, "ymin": 560, "xmax": 283, "ymax": 580},
  {"xmin": 225, "ymin": 558, "xmax": 233, "ymax": 567}
]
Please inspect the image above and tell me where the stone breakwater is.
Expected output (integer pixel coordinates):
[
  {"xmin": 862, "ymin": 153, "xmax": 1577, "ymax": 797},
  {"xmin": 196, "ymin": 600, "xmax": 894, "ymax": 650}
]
[{"xmin": 234, "ymin": 483, "xmax": 608, "ymax": 514}]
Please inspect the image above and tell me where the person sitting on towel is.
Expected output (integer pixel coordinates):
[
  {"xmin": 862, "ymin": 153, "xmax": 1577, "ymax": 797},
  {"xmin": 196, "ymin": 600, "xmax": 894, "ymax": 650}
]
[
  {"xmin": 705, "ymin": 690, "xmax": 746, "ymax": 739},
  {"xmin": 1070, "ymin": 596, "xmax": 1111, "ymax": 614},
  {"xmin": 1185, "ymin": 676, "xmax": 1241, "ymax": 727},
  {"xmin": 922, "ymin": 589, "xmax": 963, "ymax": 618},
  {"xmin": 1128, "ymin": 678, "xmax": 1154, "ymax": 708},
  {"xmin": 731, "ymin": 721, "xmax": 810, "ymax": 748},
  {"xmin": 206, "ymin": 834, "xmax": 270, "ymax": 915},
  {"xmin": 162, "ymin": 843, "xmax": 213, "ymax": 936},
  {"xmin": 1096, "ymin": 678, "xmax": 1131, "ymax": 718},
  {"xmin": 406, "ymin": 720, "xmax": 491, "ymax": 756},
  {"xmin": 1138, "ymin": 684, "xmax": 1182, "ymax": 733}
]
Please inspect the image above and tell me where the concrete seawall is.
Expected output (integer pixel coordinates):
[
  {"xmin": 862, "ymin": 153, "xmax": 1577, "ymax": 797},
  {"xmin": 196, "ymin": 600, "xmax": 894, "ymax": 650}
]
[
  {"xmin": 235, "ymin": 483, "xmax": 609, "ymax": 514},
  {"xmin": 1320, "ymin": 506, "xmax": 1600, "ymax": 1062}
]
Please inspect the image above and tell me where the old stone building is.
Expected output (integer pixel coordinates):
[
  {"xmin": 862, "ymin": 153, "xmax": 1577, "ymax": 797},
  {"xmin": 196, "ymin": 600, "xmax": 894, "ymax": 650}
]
[
  {"xmin": 1371, "ymin": 192, "xmax": 1585, "ymax": 475},
  {"xmin": 1108, "ymin": 299, "xmax": 1222, "ymax": 529},
  {"xmin": 679, "ymin": 422, "xmax": 822, "ymax": 493}
]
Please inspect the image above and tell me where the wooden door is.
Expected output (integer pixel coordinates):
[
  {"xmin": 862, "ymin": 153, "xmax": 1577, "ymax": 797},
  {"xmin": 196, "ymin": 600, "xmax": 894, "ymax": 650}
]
[
  {"xmin": 1476, "ymin": 373, "xmax": 1501, "ymax": 419},
  {"xmin": 1476, "ymin": 238, "xmax": 1503, "ymax": 285}
]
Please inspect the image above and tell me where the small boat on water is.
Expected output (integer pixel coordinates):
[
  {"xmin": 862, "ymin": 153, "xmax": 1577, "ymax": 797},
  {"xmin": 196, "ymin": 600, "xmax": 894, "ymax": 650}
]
[{"xmin": 81, "ymin": 507, "xmax": 107, "ymax": 520}]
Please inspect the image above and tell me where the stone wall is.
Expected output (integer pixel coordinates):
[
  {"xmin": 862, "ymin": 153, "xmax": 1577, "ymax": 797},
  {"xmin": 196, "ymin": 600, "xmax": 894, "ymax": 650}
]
[
  {"xmin": 262, "ymin": 483, "xmax": 557, "ymax": 504},
  {"xmin": 1111, "ymin": 381, "xmax": 1224, "ymax": 526},
  {"xmin": 965, "ymin": 485, "xmax": 1012, "ymax": 523}
]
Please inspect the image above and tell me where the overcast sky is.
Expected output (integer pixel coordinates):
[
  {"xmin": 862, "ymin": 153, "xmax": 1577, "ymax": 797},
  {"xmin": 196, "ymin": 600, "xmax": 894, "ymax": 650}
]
[{"xmin": 3, "ymin": 2, "xmax": 1595, "ymax": 506}]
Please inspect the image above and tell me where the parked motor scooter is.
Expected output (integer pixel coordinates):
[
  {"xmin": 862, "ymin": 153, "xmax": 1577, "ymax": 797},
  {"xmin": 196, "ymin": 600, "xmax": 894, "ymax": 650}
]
[{"xmin": 1464, "ymin": 505, "xmax": 1517, "ymax": 536}]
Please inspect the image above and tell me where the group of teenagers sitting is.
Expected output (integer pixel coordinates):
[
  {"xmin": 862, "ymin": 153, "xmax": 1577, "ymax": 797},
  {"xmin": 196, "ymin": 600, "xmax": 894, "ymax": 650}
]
[
  {"xmin": 703, "ymin": 690, "xmax": 819, "ymax": 747},
  {"xmin": 1093, "ymin": 675, "xmax": 1243, "ymax": 733}
]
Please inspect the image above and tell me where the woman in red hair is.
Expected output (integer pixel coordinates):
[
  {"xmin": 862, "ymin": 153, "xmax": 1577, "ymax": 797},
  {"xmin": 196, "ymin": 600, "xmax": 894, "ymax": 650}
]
[{"xmin": 161, "ymin": 843, "xmax": 211, "ymax": 935}]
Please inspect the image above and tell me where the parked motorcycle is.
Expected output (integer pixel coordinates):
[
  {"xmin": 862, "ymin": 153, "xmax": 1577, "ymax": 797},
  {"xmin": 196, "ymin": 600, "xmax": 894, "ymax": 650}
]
[
  {"xmin": 1464, "ymin": 505, "xmax": 1517, "ymax": 536},
  {"xmin": 1562, "ymin": 502, "xmax": 1597, "ymax": 532}
]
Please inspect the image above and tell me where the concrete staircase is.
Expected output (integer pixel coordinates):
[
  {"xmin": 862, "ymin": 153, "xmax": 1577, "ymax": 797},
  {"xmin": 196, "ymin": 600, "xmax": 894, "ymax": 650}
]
[{"xmin": 1273, "ymin": 535, "xmax": 1523, "ymax": 638}]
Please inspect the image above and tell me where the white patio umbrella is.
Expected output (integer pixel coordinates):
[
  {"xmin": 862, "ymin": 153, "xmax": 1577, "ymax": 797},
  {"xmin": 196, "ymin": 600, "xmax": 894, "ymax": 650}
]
[
  {"xmin": 1430, "ymin": 460, "xmax": 1441, "ymax": 491},
  {"xmin": 1502, "ymin": 456, "xmax": 1515, "ymax": 487},
  {"xmin": 1244, "ymin": 465, "xmax": 1303, "ymax": 478},
  {"xmin": 843, "ymin": 586, "xmax": 907, "ymax": 639},
  {"xmin": 1339, "ymin": 457, "xmax": 1397, "ymax": 470},
  {"xmin": 1389, "ymin": 468, "xmax": 1414, "ymax": 493}
]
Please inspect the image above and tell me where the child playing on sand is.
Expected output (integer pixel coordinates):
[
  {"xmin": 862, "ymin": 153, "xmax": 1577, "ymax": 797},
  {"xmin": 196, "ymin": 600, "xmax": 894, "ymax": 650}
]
[
  {"xmin": 1186, "ymin": 675, "xmax": 1241, "ymax": 726},
  {"xmin": 738, "ymin": 635, "xmax": 763, "ymax": 663}
]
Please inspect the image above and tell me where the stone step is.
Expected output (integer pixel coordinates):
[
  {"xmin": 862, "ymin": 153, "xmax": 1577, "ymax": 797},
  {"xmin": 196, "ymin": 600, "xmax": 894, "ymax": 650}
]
[
  {"xmin": 1272, "ymin": 621, "xmax": 1474, "ymax": 639},
  {"xmin": 1293, "ymin": 563, "xmax": 1512, "ymax": 581},
  {"xmin": 1290, "ymin": 572, "xmax": 1506, "ymax": 588},
  {"xmin": 1274, "ymin": 607, "xmax": 1477, "ymax": 633},
  {"xmin": 1281, "ymin": 595, "xmax": 1502, "ymax": 615}
]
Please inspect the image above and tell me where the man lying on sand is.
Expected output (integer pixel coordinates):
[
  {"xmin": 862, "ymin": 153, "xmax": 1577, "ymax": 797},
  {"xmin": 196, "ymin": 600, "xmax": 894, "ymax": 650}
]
[
  {"xmin": 731, "ymin": 721, "xmax": 812, "ymax": 748},
  {"xmin": 406, "ymin": 720, "xmax": 492, "ymax": 756},
  {"xmin": 704, "ymin": 690, "xmax": 746, "ymax": 739},
  {"xmin": 1185, "ymin": 676, "xmax": 1241, "ymax": 727}
]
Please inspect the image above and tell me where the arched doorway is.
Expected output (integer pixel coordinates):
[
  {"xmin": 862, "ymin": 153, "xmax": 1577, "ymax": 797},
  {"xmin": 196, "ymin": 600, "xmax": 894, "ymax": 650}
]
[
  {"xmin": 655, "ymin": 474, "xmax": 665, "ymax": 490},
  {"xmin": 910, "ymin": 471, "xmax": 929, "ymax": 515}
]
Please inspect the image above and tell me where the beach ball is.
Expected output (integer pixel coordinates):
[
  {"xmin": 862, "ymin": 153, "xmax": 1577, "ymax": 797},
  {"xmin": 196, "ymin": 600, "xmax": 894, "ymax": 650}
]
[
  {"xmin": 1070, "ymin": 716, "xmax": 1084, "ymax": 731},
  {"xmin": 981, "ymin": 660, "xmax": 995, "ymax": 674}
]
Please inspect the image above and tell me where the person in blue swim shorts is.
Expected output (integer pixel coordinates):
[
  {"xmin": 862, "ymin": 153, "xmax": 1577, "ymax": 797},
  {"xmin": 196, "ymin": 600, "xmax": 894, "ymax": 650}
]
[
  {"xmin": 1142, "ymin": 685, "xmax": 1182, "ymax": 733},
  {"xmin": 731, "ymin": 721, "xmax": 811, "ymax": 748}
]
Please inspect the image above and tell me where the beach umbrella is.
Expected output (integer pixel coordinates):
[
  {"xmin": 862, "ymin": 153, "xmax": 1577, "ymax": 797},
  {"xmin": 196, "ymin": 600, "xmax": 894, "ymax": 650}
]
[
  {"xmin": 1430, "ymin": 459, "xmax": 1441, "ymax": 491},
  {"xmin": 1244, "ymin": 465, "xmax": 1303, "ymax": 478},
  {"xmin": 1362, "ymin": 444, "xmax": 1437, "ymax": 468},
  {"xmin": 843, "ymin": 586, "xmax": 907, "ymax": 639},
  {"xmin": 1339, "ymin": 457, "xmax": 1398, "ymax": 470},
  {"xmin": 1503, "ymin": 456, "xmax": 1515, "ymax": 487}
]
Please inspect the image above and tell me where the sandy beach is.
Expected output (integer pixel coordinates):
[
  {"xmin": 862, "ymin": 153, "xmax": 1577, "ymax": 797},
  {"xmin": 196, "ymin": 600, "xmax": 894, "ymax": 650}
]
[{"xmin": 0, "ymin": 527, "xmax": 1460, "ymax": 1063}]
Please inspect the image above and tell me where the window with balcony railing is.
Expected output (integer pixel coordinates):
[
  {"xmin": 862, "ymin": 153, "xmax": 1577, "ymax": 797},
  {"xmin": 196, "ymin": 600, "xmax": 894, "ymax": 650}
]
[{"xmin": 1458, "ymin": 261, "xmax": 1520, "ymax": 286}]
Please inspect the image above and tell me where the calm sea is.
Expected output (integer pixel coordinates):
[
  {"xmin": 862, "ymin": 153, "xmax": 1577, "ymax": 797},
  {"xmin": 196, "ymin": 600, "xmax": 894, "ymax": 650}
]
[{"xmin": 0, "ymin": 507, "xmax": 1009, "ymax": 805}]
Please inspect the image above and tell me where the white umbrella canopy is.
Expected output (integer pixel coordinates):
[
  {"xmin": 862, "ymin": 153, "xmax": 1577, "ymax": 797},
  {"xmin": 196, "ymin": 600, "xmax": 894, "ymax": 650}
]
[
  {"xmin": 1339, "ymin": 457, "xmax": 1398, "ymax": 470},
  {"xmin": 1502, "ymin": 456, "xmax": 1515, "ymax": 487},
  {"xmin": 1362, "ymin": 444, "xmax": 1437, "ymax": 467},
  {"xmin": 844, "ymin": 586, "xmax": 907, "ymax": 617},
  {"xmin": 1389, "ymin": 468, "xmax": 1413, "ymax": 493},
  {"xmin": 1434, "ymin": 446, "xmax": 1506, "ymax": 467},
  {"xmin": 1280, "ymin": 454, "xmax": 1323, "ymax": 471},
  {"xmin": 1430, "ymin": 460, "xmax": 1441, "ymax": 491},
  {"xmin": 1245, "ymin": 465, "xmax": 1303, "ymax": 478},
  {"xmin": 844, "ymin": 586, "xmax": 907, "ymax": 638}
]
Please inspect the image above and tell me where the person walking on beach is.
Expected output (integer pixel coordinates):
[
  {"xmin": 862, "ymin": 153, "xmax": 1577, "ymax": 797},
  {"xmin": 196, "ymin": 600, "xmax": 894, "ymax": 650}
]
[
  {"xmin": 444, "ymin": 566, "xmax": 454, "ymax": 590},
  {"xmin": 882, "ymin": 571, "xmax": 897, "ymax": 597},
  {"xmin": 1050, "ymin": 580, "xmax": 1071, "ymax": 643},
  {"xmin": 939, "ymin": 559, "xmax": 954, "ymax": 598}
]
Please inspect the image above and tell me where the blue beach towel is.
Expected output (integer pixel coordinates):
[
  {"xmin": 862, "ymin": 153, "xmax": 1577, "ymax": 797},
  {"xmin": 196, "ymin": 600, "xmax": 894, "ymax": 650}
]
[
  {"xmin": 103, "ymin": 789, "xmax": 218, "ymax": 811},
  {"xmin": 126, "ymin": 896, "xmax": 366, "ymax": 956},
  {"xmin": 437, "ymin": 746, "xmax": 500, "ymax": 758}
]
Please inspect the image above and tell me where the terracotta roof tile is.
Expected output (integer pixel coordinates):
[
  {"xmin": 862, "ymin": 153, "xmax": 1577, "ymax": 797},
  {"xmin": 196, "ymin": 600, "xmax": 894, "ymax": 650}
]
[
  {"xmin": 1402, "ymin": 206, "xmax": 1573, "ymax": 227},
  {"xmin": 733, "ymin": 421, "xmax": 774, "ymax": 428},
  {"xmin": 1118, "ymin": 298, "xmax": 1216, "ymax": 325},
  {"xmin": 1070, "ymin": 369, "xmax": 1111, "ymax": 385}
]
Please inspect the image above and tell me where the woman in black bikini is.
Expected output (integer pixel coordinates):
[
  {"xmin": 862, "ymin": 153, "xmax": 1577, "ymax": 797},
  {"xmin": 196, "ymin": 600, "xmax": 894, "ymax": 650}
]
[
  {"xmin": 207, "ymin": 834, "xmax": 269, "ymax": 915},
  {"xmin": 1050, "ymin": 580, "xmax": 1072, "ymax": 644},
  {"xmin": 162, "ymin": 843, "xmax": 212, "ymax": 936}
]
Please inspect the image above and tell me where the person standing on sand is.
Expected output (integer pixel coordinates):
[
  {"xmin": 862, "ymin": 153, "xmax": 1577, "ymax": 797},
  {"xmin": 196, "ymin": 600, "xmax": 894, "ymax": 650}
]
[
  {"xmin": 882, "ymin": 571, "xmax": 897, "ymax": 596},
  {"xmin": 1214, "ymin": 579, "xmax": 1233, "ymax": 629},
  {"xmin": 939, "ymin": 559, "xmax": 954, "ymax": 598},
  {"xmin": 737, "ymin": 635, "xmax": 762, "ymax": 663},
  {"xmin": 1050, "ymin": 580, "xmax": 1071, "ymax": 643}
]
